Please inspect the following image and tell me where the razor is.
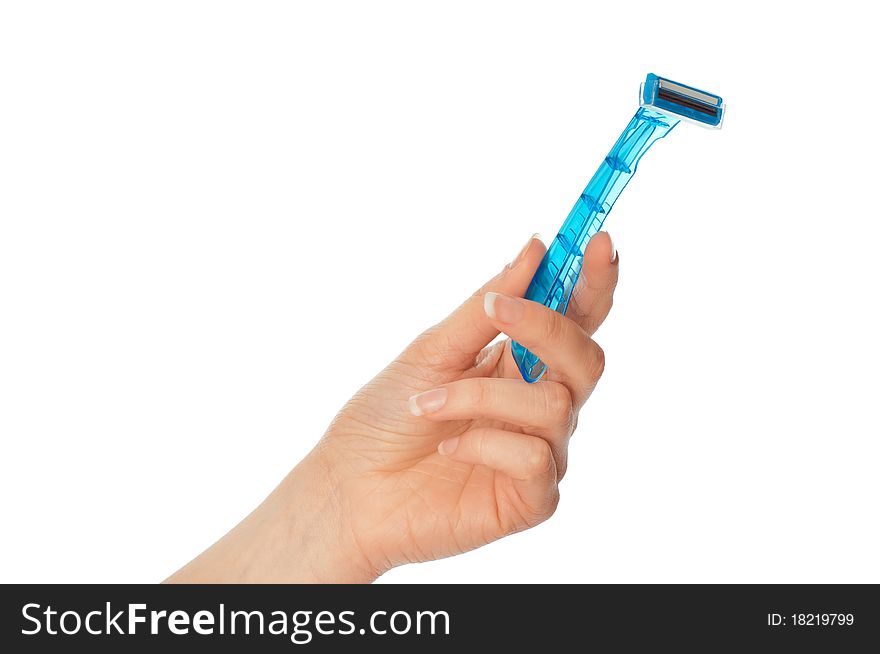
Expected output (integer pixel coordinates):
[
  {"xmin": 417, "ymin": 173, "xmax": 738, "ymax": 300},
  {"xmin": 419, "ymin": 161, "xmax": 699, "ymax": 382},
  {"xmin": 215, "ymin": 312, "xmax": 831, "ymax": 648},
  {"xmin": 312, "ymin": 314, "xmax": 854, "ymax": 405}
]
[{"xmin": 512, "ymin": 73, "xmax": 725, "ymax": 382}]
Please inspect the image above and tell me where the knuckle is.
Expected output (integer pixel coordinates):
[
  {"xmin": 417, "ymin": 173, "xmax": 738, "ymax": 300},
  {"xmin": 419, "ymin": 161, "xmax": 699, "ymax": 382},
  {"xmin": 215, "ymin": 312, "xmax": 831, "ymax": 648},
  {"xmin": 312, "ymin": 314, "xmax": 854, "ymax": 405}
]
[
  {"xmin": 528, "ymin": 484, "xmax": 560, "ymax": 526},
  {"xmin": 555, "ymin": 453, "xmax": 568, "ymax": 481},
  {"xmin": 474, "ymin": 431, "xmax": 487, "ymax": 463},
  {"xmin": 541, "ymin": 382, "xmax": 573, "ymax": 424},
  {"xmin": 406, "ymin": 327, "xmax": 447, "ymax": 369},
  {"xmin": 525, "ymin": 440, "xmax": 554, "ymax": 479},
  {"xmin": 542, "ymin": 311, "xmax": 568, "ymax": 346},
  {"xmin": 467, "ymin": 378, "xmax": 492, "ymax": 408},
  {"xmin": 586, "ymin": 340, "xmax": 606, "ymax": 381}
]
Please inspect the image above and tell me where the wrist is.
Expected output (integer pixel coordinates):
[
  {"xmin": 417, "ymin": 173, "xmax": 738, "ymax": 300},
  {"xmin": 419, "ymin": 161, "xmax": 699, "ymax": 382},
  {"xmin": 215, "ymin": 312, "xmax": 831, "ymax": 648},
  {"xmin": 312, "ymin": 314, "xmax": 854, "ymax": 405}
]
[
  {"xmin": 269, "ymin": 450, "xmax": 379, "ymax": 583},
  {"xmin": 165, "ymin": 449, "xmax": 378, "ymax": 584}
]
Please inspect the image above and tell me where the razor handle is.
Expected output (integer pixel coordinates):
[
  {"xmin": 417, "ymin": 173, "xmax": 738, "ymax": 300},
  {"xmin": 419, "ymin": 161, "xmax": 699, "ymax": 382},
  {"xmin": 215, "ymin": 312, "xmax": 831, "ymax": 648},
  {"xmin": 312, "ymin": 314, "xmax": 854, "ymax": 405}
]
[
  {"xmin": 511, "ymin": 208, "xmax": 594, "ymax": 383},
  {"xmin": 511, "ymin": 107, "xmax": 678, "ymax": 382}
]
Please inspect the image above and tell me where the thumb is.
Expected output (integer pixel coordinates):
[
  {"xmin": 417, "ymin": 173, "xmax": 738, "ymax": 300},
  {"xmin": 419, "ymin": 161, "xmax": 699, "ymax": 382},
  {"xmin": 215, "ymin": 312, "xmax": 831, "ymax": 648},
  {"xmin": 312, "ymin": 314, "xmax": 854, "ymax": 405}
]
[{"xmin": 404, "ymin": 234, "xmax": 546, "ymax": 372}]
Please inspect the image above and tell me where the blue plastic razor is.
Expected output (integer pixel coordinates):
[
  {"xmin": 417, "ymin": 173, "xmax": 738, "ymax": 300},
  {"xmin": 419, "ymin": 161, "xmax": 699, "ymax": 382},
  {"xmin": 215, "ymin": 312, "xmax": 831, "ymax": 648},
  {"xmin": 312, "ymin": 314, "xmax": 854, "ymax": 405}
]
[{"xmin": 512, "ymin": 73, "xmax": 725, "ymax": 382}]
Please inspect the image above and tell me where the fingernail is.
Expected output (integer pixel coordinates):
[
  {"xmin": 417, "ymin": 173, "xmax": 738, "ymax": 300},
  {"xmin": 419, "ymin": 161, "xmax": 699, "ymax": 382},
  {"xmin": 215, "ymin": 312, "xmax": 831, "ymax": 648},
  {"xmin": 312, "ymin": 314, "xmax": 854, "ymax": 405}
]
[
  {"xmin": 508, "ymin": 233, "xmax": 541, "ymax": 269},
  {"xmin": 438, "ymin": 436, "xmax": 460, "ymax": 456},
  {"xmin": 408, "ymin": 387, "xmax": 448, "ymax": 416},
  {"xmin": 609, "ymin": 234, "xmax": 617, "ymax": 263},
  {"xmin": 484, "ymin": 292, "xmax": 524, "ymax": 324}
]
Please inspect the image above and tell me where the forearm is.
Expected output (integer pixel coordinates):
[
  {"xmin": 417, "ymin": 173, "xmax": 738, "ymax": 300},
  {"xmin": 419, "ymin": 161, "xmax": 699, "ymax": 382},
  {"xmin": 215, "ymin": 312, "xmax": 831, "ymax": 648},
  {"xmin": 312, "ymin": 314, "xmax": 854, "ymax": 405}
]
[{"xmin": 164, "ymin": 454, "xmax": 376, "ymax": 584}]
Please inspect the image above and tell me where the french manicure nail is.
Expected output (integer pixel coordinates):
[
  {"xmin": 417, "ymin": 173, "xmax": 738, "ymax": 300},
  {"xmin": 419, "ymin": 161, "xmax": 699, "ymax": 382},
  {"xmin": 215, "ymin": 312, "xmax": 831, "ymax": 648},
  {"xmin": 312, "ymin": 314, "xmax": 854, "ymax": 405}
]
[
  {"xmin": 438, "ymin": 436, "xmax": 460, "ymax": 456},
  {"xmin": 408, "ymin": 387, "xmax": 448, "ymax": 416},
  {"xmin": 484, "ymin": 292, "xmax": 524, "ymax": 324},
  {"xmin": 609, "ymin": 234, "xmax": 617, "ymax": 263}
]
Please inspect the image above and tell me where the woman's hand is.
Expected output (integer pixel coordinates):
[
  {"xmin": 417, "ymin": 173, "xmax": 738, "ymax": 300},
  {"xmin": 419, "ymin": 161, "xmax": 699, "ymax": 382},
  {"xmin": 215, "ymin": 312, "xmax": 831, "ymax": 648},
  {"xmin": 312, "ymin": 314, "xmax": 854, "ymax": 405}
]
[{"xmin": 167, "ymin": 233, "xmax": 618, "ymax": 583}]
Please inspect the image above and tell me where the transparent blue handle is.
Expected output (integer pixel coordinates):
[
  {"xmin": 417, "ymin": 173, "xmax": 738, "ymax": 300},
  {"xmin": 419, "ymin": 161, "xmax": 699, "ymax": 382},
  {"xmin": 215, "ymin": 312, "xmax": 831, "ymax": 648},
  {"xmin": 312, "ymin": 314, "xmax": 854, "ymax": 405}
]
[{"xmin": 512, "ymin": 108, "xmax": 679, "ymax": 382}]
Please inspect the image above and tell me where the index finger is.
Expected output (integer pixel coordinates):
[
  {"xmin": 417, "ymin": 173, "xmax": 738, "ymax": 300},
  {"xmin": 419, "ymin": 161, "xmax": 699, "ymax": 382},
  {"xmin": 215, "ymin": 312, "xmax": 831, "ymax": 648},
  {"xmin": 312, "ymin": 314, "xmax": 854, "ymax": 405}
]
[{"xmin": 403, "ymin": 235, "xmax": 547, "ymax": 372}]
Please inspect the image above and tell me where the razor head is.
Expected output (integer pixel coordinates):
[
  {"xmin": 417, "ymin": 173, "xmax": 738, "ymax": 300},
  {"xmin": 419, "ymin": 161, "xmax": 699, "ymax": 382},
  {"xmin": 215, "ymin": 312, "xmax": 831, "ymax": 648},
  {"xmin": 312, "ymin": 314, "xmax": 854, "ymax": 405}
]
[{"xmin": 641, "ymin": 73, "xmax": 725, "ymax": 128}]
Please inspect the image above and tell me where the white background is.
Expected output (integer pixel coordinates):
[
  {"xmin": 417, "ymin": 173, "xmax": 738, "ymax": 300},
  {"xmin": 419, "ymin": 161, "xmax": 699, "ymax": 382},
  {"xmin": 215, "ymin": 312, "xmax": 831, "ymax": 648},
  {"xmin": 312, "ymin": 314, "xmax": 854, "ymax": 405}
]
[{"xmin": 1, "ymin": 1, "xmax": 878, "ymax": 583}]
